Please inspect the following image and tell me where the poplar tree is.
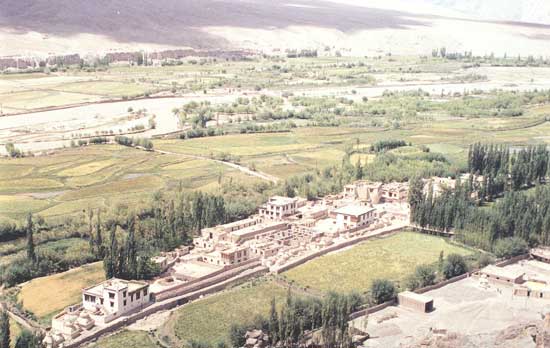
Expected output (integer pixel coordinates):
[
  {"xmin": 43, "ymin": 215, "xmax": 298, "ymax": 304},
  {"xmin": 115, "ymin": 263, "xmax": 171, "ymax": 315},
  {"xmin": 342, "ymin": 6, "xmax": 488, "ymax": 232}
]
[{"xmin": 26, "ymin": 213, "xmax": 36, "ymax": 263}]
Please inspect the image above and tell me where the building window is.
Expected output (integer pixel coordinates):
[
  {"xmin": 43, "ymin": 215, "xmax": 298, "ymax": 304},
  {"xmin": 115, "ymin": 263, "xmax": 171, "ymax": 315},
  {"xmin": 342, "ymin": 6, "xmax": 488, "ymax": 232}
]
[
  {"xmin": 109, "ymin": 292, "xmax": 115, "ymax": 299},
  {"xmin": 136, "ymin": 292, "xmax": 141, "ymax": 300},
  {"xmin": 123, "ymin": 300, "xmax": 127, "ymax": 306},
  {"xmin": 123, "ymin": 291, "xmax": 127, "ymax": 297},
  {"xmin": 144, "ymin": 288, "xmax": 148, "ymax": 296},
  {"xmin": 110, "ymin": 302, "xmax": 114, "ymax": 307}
]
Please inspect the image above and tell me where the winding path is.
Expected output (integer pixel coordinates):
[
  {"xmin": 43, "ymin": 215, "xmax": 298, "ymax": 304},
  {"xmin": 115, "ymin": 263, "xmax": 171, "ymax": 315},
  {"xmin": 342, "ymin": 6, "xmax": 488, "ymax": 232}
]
[{"xmin": 150, "ymin": 147, "xmax": 280, "ymax": 183}]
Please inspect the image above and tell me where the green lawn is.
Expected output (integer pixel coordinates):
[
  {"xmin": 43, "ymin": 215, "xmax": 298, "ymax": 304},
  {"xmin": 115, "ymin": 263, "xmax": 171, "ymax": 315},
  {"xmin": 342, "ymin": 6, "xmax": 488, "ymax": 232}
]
[
  {"xmin": 167, "ymin": 280, "xmax": 290, "ymax": 346},
  {"xmin": 283, "ymin": 231, "xmax": 474, "ymax": 293},
  {"xmin": 88, "ymin": 330, "xmax": 156, "ymax": 348}
]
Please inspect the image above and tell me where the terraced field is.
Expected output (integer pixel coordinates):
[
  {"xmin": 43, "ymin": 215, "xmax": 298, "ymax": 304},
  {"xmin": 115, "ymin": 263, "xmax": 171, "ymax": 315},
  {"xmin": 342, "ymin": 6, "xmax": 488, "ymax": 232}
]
[{"xmin": 0, "ymin": 144, "xmax": 247, "ymax": 221}]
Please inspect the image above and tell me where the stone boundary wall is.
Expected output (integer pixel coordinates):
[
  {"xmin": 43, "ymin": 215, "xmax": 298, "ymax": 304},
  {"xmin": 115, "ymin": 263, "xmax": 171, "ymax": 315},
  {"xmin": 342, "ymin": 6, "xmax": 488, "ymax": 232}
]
[
  {"xmin": 273, "ymin": 225, "xmax": 405, "ymax": 274},
  {"xmin": 495, "ymin": 253, "xmax": 530, "ymax": 267},
  {"xmin": 154, "ymin": 258, "xmax": 261, "ymax": 301},
  {"xmin": 349, "ymin": 254, "xmax": 531, "ymax": 321},
  {"xmin": 63, "ymin": 266, "xmax": 268, "ymax": 348}
]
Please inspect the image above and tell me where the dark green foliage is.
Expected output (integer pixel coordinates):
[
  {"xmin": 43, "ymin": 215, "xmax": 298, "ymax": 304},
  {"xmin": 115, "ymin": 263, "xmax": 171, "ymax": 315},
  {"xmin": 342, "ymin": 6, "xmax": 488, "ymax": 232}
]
[
  {"xmin": 14, "ymin": 330, "xmax": 40, "ymax": 348},
  {"xmin": 370, "ymin": 139, "xmax": 408, "ymax": 153},
  {"xmin": 442, "ymin": 254, "xmax": 468, "ymax": 279},
  {"xmin": 88, "ymin": 136, "xmax": 108, "ymax": 144},
  {"xmin": 493, "ymin": 237, "xmax": 529, "ymax": 259},
  {"xmin": 232, "ymin": 291, "xmax": 363, "ymax": 348},
  {"xmin": 26, "ymin": 213, "xmax": 36, "ymax": 263},
  {"xmin": 0, "ymin": 310, "xmax": 9, "ymax": 348},
  {"xmin": 5, "ymin": 143, "xmax": 23, "ymax": 158},
  {"xmin": 468, "ymin": 143, "xmax": 549, "ymax": 190},
  {"xmin": 370, "ymin": 279, "xmax": 396, "ymax": 304},
  {"xmin": 406, "ymin": 264, "xmax": 436, "ymax": 290}
]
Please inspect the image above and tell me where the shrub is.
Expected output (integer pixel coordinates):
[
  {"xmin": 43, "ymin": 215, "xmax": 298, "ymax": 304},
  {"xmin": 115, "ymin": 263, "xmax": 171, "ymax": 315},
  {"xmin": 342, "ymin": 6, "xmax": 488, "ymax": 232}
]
[
  {"xmin": 442, "ymin": 254, "xmax": 468, "ymax": 279},
  {"xmin": 493, "ymin": 237, "xmax": 528, "ymax": 259},
  {"xmin": 370, "ymin": 279, "xmax": 396, "ymax": 304},
  {"xmin": 477, "ymin": 253, "xmax": 495, "ymax": 268}
]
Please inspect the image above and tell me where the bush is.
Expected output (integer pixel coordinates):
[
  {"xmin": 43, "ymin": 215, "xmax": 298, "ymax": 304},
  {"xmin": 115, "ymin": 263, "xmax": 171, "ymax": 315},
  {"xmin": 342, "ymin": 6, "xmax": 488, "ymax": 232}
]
[
  {"xmin": 442, "ymin": 254, "xmax": 468, "ymax": 279},
  {"xmin": 370, "ymin": 279, "xmax": 396, "ymax": 304},
  {"xmin": 493, "ymin": 237, "xmax": 528, "ymax": 259},
  {"xmin": 415, "ymin": 264, "xmax": 436, "ymax": 287},
  {"xmin": 477, "ymin": 253, "xmax": 495, "ymax": 268}
]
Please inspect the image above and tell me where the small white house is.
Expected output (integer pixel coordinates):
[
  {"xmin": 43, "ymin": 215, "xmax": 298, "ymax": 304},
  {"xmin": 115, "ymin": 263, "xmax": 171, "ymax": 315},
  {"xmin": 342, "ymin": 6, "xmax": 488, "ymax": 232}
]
[{"xmin": 82, "ymin": 278, "xmax": 151, "ymax": 323}]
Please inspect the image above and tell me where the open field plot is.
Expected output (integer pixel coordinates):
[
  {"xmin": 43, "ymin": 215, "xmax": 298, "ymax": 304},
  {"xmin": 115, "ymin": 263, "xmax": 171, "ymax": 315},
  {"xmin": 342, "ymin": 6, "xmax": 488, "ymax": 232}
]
[
  {"xmin": 50, "ymin": 80, "xmax": 157, "ymax": 98},
  {"xmin": 18, "ymin": 262, "xmax": 104, "ymax": 323},
  {"xmin": 87, "ymin": 330, "xmax": 156, "ymax": 348},
  {"xmin": 164, "ymin": 279, "xmax": 291, "ymax": 346},
  {"xmin": 1, "ymin": 90, "xmax": 101, "ymax": 110},
  {"xmin": 283, "ymin": 232, "xmax": 474, "ymax": 293},
  {"xmin": 0, "ymin": 144, "xmax": 244, "ymax": 220}
]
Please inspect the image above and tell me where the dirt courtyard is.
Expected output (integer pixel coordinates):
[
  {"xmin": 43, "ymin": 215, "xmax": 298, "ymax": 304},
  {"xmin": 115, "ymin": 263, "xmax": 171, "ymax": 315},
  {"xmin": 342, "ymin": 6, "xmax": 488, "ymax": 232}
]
[{"xmin": 356, "ymin": 261, "xmax": 550, "ymax": 348}]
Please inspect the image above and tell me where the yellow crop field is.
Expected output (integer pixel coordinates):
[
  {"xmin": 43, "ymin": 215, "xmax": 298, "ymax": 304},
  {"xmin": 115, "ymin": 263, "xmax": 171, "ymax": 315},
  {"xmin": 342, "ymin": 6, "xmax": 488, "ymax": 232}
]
[{"xmin": 18, "ymin": 262, "xmax": 105, "ymax": 322}]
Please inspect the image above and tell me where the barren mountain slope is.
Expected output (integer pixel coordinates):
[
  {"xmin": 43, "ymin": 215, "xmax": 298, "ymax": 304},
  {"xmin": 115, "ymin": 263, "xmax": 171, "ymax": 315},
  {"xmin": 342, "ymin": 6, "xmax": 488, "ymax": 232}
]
[{"xmin": 0, "ymin": 0, "xmax": 549, "ymax": 56}]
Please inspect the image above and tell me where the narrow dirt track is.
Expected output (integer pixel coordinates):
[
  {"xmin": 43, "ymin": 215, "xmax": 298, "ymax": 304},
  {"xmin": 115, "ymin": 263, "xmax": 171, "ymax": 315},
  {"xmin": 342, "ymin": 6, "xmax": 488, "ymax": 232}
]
[{"xmin": 151, "ymin": 148, "xmax": 280, "ymax": 183}]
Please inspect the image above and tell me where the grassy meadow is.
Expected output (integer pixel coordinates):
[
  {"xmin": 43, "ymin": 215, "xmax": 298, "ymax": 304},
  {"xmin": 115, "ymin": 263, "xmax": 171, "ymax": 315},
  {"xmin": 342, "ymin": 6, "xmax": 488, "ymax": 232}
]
[
  {"xmin": 162, "ymin": 280, "xmax": 291, "ymax": 346},
  {"xmin": 283, "ymin": 231, "xmax": 474, "ymax": 293},
  {"xmin": 87, "ymin": 330, "xmax": 156, "ymax": 348}
]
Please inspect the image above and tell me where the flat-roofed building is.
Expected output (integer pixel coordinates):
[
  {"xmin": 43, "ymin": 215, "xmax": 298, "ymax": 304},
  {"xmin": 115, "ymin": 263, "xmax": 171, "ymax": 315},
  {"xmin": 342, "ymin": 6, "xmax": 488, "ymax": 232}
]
[
  {"xmin": 514, "ymin": 280, "xmax": 550, "ymax": 299},
  {"xmin": 194, "ymin": 217, "xmax": 262, "ymax": 249},
  {"xmin": 532, "ymin": 248, "xmax": 550, "ymax": 263},
  {"xmin": 82, "ymin": 278, "xmax": 150, "ymax": 322},
  {"xmin": 203, "ymin": 245, "xmax": 251, "ymax": 266},
  {"xmin": 229, "ymin": 221, "xmax": 288, "ymax": 243},
  {"xmin": 398, "ymin": 291, "xmax": 434, "ymax": 312},
  {"xmin": 331, "ymin": 204, "xmax": 376, "ymax": 230},
  {"xmin": 259, "ymin": 196, "xmax": 302, "ymax": 220},
  {"xmin": 381, "ymin": 182, "xmax": 409, "ymax": 203},
  {"xmin": 480, "ymin": 265, "xmax": 525, "ymax": 286}
]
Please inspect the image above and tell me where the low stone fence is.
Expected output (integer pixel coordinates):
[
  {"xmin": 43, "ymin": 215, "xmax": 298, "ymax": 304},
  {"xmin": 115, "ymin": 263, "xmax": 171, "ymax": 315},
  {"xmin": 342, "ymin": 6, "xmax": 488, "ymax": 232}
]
[
  {"xmin": 349, "ymin": 300, "xmax": 397, "ymax": 320},
  {"xmin": 495, "ymin": 253, "xmax": 530, "ymax": 267},
  {"xmin": 415, "ymin": 273, "xmax": 470, "ymax": 294},
  {"xmin": 154, "ymin": 259, "xmax": 261, "ymax": 301},
  {"xmin": 273, "ymin": 225, "xmax": 405, "ymax": 274}
]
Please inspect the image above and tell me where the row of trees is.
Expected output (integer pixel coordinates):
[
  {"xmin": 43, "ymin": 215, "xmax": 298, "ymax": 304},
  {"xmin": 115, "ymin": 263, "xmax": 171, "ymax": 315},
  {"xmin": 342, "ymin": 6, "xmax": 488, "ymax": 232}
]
[
  {"xmin": 229, "ymin": 291, "xmax": 364, "ymax": 348},
  {"xmin": 410, "ymin": 175, "xmax": 550, "ymax": 250},
  {"xmin": 468, "ymin": 143, "xmax": 549, "ymax": 190},
  {"xmin": 96, "ymin": 189, "xmax": 227, "ymax": 280}
]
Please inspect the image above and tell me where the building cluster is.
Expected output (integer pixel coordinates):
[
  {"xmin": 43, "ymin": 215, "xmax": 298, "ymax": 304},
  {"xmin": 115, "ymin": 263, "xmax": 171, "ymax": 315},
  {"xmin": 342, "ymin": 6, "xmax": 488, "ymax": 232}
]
[
  {"xmin": 192, "ymin": 180, "xmax": 409, "ymax": 271},
  {"xmin": 474, "ymin": 249, "xmax": 550, "ymax": 300},
  {"xmin": 45, "ymin": 180, "xmax": 409, "ymax": 347}
]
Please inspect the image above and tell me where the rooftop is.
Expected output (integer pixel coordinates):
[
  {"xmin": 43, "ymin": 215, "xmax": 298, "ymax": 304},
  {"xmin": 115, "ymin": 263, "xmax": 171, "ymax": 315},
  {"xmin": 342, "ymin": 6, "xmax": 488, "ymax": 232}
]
[
  {"xmin": 333, "ymin": 204, "xmax": 375, "ymax": 217},
  {"xmin": 230, "ymin": 221, "xmax": 287, "ymax": 238},
  {"xmin": 532, "ymin": 247, "xmax": 550, "ymax": 259},
  {"xmin": 399, "ymin": 291, "xmax": 433, "ymax": 304},
  {"xmin": 83, "ymin": 278, "xmax": 148, "ymax": 296},
  {"xmin": 481, "ymin": 265, "xmax": 525, "ymax": 280},
  {"xmin": 267, "ymin": 196, "xmax": 299, "ymax": 206}
]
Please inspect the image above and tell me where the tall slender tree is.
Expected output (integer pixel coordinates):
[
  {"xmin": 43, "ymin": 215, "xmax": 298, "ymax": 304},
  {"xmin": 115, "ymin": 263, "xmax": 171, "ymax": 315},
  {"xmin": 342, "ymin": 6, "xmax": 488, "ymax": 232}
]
[{"xmin": 26, "ymin": 213, "xmax": 36, "ymax": 263}]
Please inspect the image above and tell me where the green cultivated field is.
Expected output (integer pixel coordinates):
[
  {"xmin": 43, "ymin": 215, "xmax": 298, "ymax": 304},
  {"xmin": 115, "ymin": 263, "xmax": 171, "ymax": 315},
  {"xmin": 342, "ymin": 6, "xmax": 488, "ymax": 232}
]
[
  {"xmin": 284, "ymin": 232, "xmax": 474, "ymax": 293},
  {"xmin": 88, "ymin": 330, "xmax": 156, "ymax": 348},
  {"xmin": 164, "ymin": 280, "xmax": 290, "ymax": 346},
  {"xmin": 0, "ymin": 145, "xmax": 250, "ymax": 221}
]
